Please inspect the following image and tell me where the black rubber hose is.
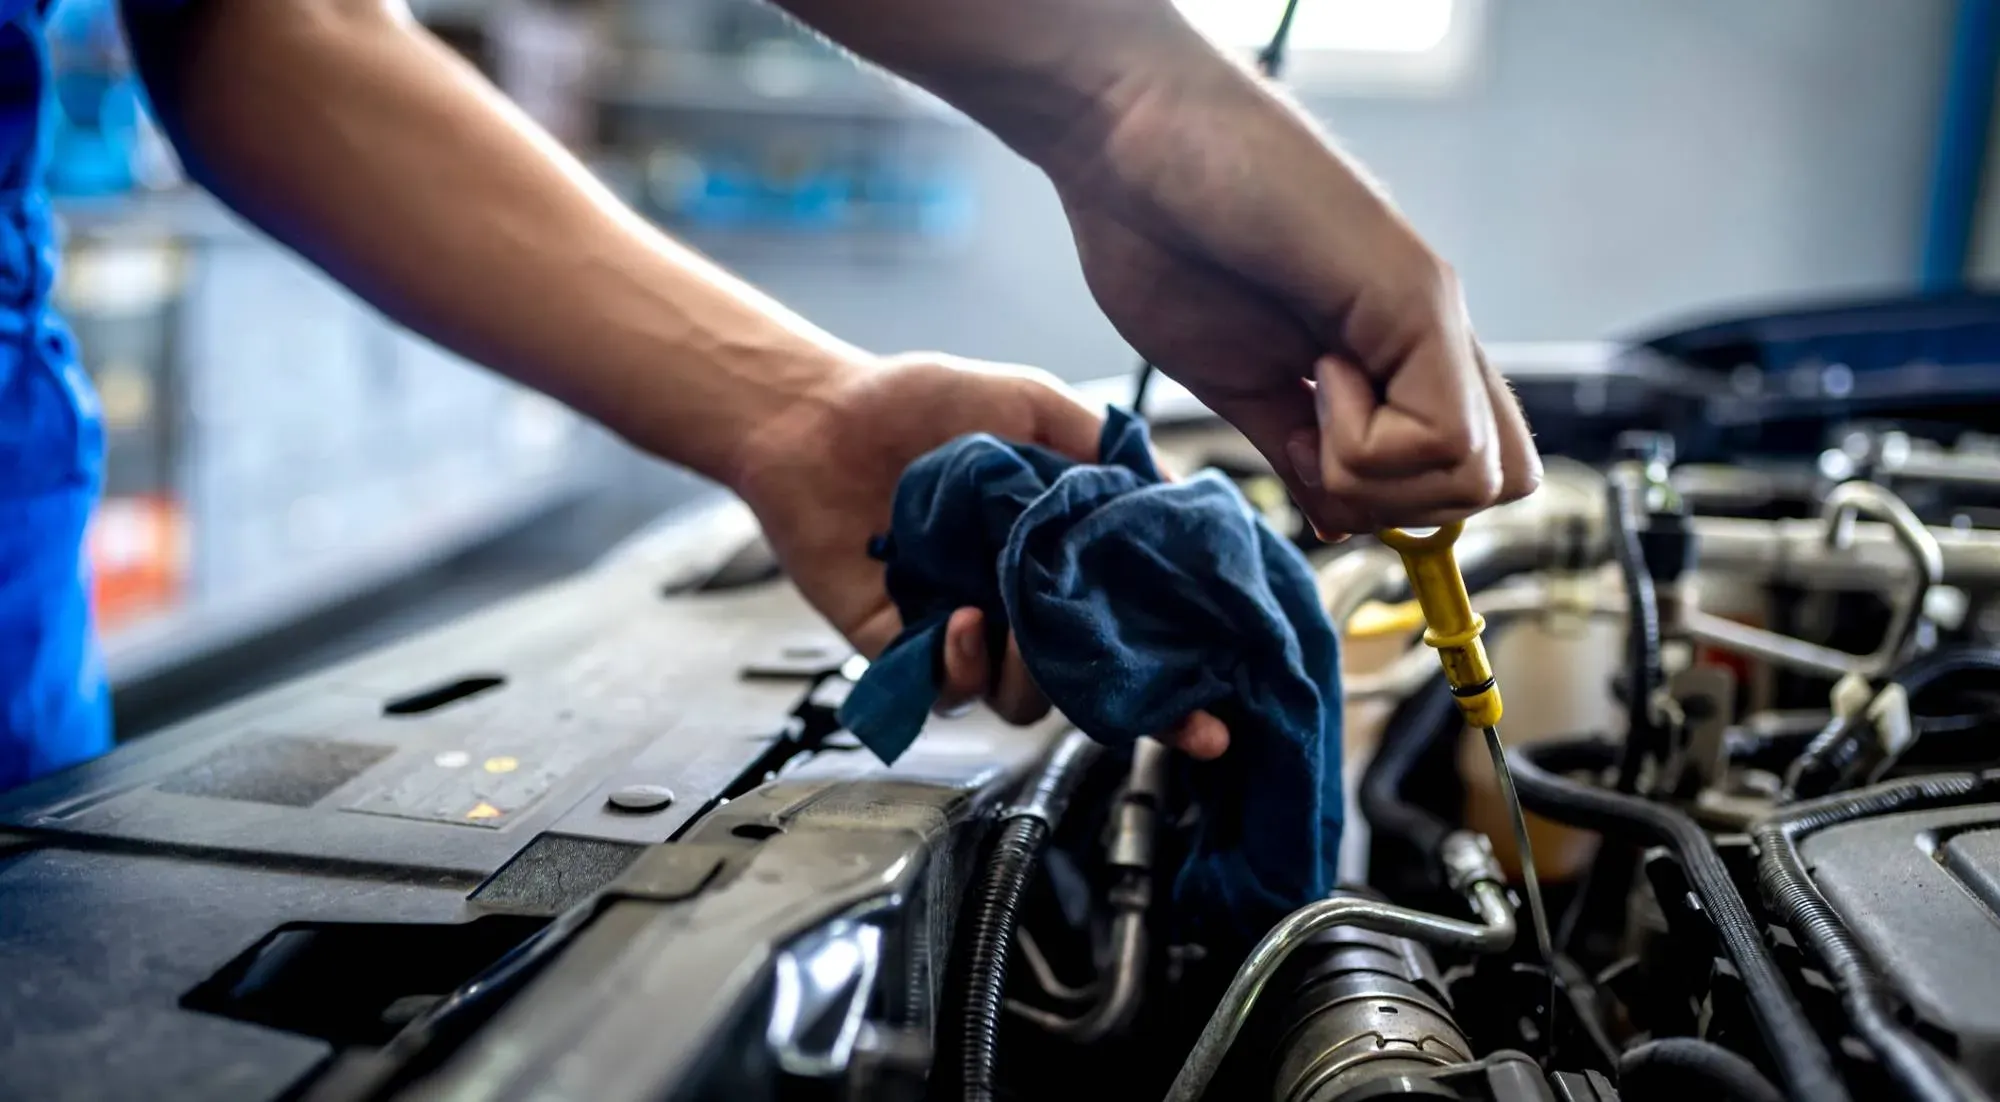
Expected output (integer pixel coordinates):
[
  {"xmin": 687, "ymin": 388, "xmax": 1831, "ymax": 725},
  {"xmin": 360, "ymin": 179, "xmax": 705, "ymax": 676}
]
[
  {"xmin": 1893, "ymin": 646, "xmax": 2000, "ymax": 698},
  {"xmin": 960, "ymin": 815, "xmax": 1050, "ymax": 1101},
  {"xmin": 1618, "ymin": 1038, "xmax": 1785, "ymax": 1102},
  {"xmin": 1754, "ymin": 773, "xmax": 2000, "ymax": 1102},
  {"xmin": 1610, "ymin": 475, "xmax": 1663, "ymax": 793},
  {"xmin": 957, "ymin": 733, "xmax": 1099, "ymax": 1102},
  {"xmin": 1560, "ymin": 477, "xmax": 1664, "ymax": 960},
  {"xmin": 1508, "ymin": 739, "xmax": 1848, "ymax": 1102},
  {"xmin": 1359, "ymin": 676, "xmax": 1460, "ymax": 861}
]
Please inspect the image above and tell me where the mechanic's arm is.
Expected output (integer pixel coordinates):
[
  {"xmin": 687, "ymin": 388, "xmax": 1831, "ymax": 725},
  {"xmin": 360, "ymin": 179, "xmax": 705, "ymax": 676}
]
[
  {"xmin": 119, "ymin": 0, "xmax": 1231, "ymax": 754},
  {"xmin": 768, "ymin": 0, "xmax": 1543, "ymax": 534},
  {"xmin": 123, "ymin": 0, "xmax": 863, "ymax": 488}
]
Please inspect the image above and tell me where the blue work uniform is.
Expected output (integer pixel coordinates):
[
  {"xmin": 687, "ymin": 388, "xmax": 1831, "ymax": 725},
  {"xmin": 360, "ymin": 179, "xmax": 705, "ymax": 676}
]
[{"xmin": 0, "ymin": 0, "xmax": 117, "ymax": 792}]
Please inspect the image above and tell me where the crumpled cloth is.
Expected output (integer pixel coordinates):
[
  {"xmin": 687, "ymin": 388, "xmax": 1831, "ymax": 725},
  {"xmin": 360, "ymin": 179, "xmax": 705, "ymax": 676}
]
[{"xmin": 837, "ymin": 406, "xmax": 1343, "ymax": 940}]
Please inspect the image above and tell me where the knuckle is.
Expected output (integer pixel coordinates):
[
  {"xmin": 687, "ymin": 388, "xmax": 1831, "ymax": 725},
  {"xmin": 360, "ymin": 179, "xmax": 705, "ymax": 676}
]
[
  {"xmin": 1395, "ymin": 251, "xmax": 1464, "ymax": 319},
  {"xmin": 1013, "ymin": 364, "xmax": 1067, "ymax": 394},
  {"xmin": 1501, "ymin": 460, "xmax": 1545, "ymax": 503},
  {"xmin": 1316, "ymin": 457, "xmax": 1366, "ymax": 499},
  {"xmin": 1454, "ymin": 462, "xmax": 1505, "ymax": 509},
  {"xmin": 1424, "ymin": 420, "xmax": 1479, "ymax": 467}
]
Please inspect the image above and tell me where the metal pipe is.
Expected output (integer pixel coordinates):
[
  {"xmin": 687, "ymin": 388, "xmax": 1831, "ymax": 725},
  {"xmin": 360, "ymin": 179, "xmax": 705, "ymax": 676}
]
[
  {"xmin": 1692, "ymin": 516, "xmax": 2000, "ymax": 590},
  {"xmin": 1163, "ymin": 840, "xmax": 1516, "ymax": 1102},
  {"xmin": 1683, "ymin": 482, "xmax": 1945, "ymax": 681},
  {"xmin": 1008, "ymin": 906, "xmax": 1145, "ymax": 1043},
  {"xmin": 1007, "ymin": 737, "xmax": 1165, "ymax": 1044},
  {"xmin": 1319, "ymin": 545, "xmax": 1404, "ymax": 629},
  {"xmin": 1820, "ymin": 480, "xmax": 1944, "ymax": 668},
  {"xmin": 1317, "ymin": 464, "xmax": 2000, "ymax": 611},
  {"xmin": 1014, "ymin": 928, "xmax": 1096, "ymax": 1005},
  {"xmin": 1684, "ymin": 608, "xmax": 1864, "ymax": 680},
  {"xmin": 1326, "ymin": 477, "xmax": 1994, "ymax": 689}
]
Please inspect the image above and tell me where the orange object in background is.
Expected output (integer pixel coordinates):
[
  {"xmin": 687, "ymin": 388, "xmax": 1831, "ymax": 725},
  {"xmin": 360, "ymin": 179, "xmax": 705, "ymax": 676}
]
[{"xmin": 88, "ymin": 495, "xmax": 188, "ymax": 633}]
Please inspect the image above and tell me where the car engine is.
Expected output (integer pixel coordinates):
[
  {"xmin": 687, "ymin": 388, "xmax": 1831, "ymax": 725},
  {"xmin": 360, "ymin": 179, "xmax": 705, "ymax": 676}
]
[{"xmin": 6, "ymin": 298, "xmax": 2000, "ymax": 1102}]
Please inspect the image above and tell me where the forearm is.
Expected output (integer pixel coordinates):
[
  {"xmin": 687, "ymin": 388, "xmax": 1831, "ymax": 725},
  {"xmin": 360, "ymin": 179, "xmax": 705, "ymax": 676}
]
[
  {"xmin": 123, "ymin": 0, "xmax": 863, "ymax": 489},
  {"xmin": 766, "ymin": 0, "xmax": 1220, "ymax": 180}
]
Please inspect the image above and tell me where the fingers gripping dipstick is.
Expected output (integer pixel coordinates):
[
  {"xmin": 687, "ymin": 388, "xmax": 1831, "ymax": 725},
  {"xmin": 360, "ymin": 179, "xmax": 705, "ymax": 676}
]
[{"xmin": 1379, "ymin": 522, "xmax": 1557, "ymax": 1059}]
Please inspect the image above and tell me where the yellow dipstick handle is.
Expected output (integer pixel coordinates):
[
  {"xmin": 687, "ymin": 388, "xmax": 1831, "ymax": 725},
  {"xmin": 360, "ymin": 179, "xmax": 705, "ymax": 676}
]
[{"xmin": 1378, "ymin": 522, "xmax": 1503, "ymax": 728}]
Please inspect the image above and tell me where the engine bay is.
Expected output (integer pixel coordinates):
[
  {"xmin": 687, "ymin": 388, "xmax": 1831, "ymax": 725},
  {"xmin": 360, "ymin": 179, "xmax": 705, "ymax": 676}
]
[{"xmin": 7, "ymin": 299, "xmax": 2000, "ymax": 1102}]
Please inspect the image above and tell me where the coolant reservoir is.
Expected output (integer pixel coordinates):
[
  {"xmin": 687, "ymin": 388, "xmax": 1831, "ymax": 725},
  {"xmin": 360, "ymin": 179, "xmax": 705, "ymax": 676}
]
[{"xmin": 1458, "ymin": 580, "xmax": 1625, "ymax": 882}]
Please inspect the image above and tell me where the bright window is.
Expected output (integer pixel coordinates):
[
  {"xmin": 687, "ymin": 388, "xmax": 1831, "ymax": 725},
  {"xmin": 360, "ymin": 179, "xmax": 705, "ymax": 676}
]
[
  {"xmin": 1173, "ymin": 0, "xmax": 1480, "ymax": 95},
  {"xmin": 1174, "ymin": 0, "xmax": 1455, "ymax": 53}
]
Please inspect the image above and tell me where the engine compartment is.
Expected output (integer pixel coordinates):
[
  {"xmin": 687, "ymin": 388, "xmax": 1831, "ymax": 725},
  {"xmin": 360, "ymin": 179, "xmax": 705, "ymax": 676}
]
[{"xmin": 8, "ymin": 301, "xmax": 2000, "ymax": 1102}]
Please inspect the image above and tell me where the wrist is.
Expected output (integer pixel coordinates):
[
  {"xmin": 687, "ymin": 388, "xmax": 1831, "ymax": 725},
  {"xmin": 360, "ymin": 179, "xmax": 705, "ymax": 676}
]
[
  {"xmin": 1022, "ymin": 16, "xmax": 1236, "ymax": 196},
  {"xmin": 707, "ymin": 345, "xmax": 872, "ymax": 500},
  {"xmin": 927, "ymin": 6, "xmax": 1217, "ymax": 190}
]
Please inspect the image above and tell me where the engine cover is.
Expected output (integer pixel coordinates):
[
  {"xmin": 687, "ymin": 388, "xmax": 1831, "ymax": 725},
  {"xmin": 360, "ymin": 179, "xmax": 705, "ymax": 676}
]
[{"xmin": 1801, "ymin": 805, "xmax": 2000, "ymax": 1090}]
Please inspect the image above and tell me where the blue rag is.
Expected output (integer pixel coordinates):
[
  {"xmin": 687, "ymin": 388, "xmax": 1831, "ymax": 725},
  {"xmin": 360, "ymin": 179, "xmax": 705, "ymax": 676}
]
[{"xmin": 837, "ymin": 406, "xmax": 1343, "ymax": 941}]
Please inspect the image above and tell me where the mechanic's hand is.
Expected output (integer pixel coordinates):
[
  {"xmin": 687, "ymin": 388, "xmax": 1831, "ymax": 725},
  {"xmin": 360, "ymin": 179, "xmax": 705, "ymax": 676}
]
[
  {"xmin": 1051, "ymin": 57, "xmax": 1541, "ymax": 536},
  {"xmin": 732, "ymin": 353, "xmax": 1230, "ymax": 760}
]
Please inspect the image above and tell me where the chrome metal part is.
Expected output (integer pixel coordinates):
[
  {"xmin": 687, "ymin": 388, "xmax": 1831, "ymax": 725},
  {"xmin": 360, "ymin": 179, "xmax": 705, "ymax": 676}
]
[
  {"xmin": 1683, "ymin": 609, "xmax": 1862, "ymax": 679},
  {"xmin": 1821, "ymin": 479, "xmax": 1944, "ymax": 664},
  {"xmin": 1684, "ymin": 485, "xmax": 1943, "ymax": 682},
  {"xmin": 1692, "ymin": 515, "xmax": 2000, "ymax": 591},
  {"xmin": 1016, "ymin": 927, "xmax": 1097, "ymax": 1005},
  {"xmin": 766, "ymin": 917, "xmax": 883, "ymax": 1078},
  {"xmin": 999, "ymin": 732, "xmax": 1100, "ymax": 826},
  {"xmin": 1009, "ymin": 907, "xmax": 1147, "ymax": 1044},
  {"xmin": 1008, "ymin": 737, "xmax": 1166, "ymax": 1043},
  {"xmin": 1108, "ymin": 737, "xmax": 1169, "ymax": 871},
  {"xmin": 1164, "ymin": 877, "xmax": 1516, "ymax": 1102},
  {"xmin": 1440, "ymin": 830, "xmax": 1505, "ymax": 896},
  {"xmin": 1826, "ymin": 427, "xmax": 2000, "ymax": 491},
  {"xmin": 1320, "ymin": 545, "xmax": 1405, "ymax": 629},
  {"xmin": 1269, "ymin": 926, "xmax": 1473, "ymax": 1102}
]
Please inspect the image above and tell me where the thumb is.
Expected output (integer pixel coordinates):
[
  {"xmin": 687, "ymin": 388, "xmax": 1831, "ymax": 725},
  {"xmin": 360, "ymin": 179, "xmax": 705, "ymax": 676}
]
[
  {"xmin": 1021, "ymin": 376, "xmax": 1109, "ymax": 465},
  {"xmin": 1205, "ymin": 385, "xmax": 1376, "ymax": 539}
]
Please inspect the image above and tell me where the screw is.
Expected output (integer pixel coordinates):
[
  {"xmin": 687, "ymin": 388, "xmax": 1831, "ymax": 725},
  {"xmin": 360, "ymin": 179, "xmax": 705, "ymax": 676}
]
[{"xmin": 607, "ymin": 784, "xmax": 675, "ymax": 813}]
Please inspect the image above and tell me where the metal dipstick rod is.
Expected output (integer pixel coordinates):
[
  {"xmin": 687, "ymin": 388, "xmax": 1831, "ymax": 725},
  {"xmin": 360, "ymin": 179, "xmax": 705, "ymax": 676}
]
[{"xmin": 1378, "ymin": 522, "xmax": 1557, "ymax": 1060}]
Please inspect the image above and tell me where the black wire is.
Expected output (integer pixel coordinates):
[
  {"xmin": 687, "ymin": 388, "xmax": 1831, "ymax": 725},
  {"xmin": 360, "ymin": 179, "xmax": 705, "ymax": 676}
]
[
  {"xmin": 1557, "ymin": 475, "xmax": 1662, "ymax": 958},
  {"xmin": 1893, "ymin": 645, "xmax": 2000, "ymax": 698},
  {"xmin": 1508, "ymin": 739, "xmax": 1850, "ymax": 1102},
  {"xmin": 947, "ymin": 737, "xmax": 1099, "ymax": 1101},
  {"xmin": 1129, "ymin": 0, "xmax": 1304, "ymax": 418},
  {"xmin": 1258, "ymin": 0, "xmax": 1306, "ymax": 75},
  {"xmin": 1610, "ymin": 475, "xmax": 1663, "ymax": 792},
  {"xmin": 1131, "ymin": 361, "xmax": 1159, "ymax": 413}
]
